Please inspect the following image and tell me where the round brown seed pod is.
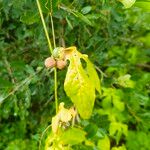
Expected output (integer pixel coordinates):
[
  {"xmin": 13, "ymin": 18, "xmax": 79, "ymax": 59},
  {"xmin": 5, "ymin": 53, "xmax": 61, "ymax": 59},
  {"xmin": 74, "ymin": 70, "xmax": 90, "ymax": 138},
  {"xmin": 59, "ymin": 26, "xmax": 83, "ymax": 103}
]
[
  {"xmin": 44, "ymin": 57, "xmax": 56, "ymax": 68},
  {"xmin": 56, "ymin": 60, "xmax": 67, "ymax": 70}
]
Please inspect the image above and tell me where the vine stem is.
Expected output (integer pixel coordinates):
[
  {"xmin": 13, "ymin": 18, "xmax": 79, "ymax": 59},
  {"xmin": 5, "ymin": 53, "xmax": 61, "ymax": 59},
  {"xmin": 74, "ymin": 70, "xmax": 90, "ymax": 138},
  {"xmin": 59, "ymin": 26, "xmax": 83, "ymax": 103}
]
[
  {"xmin": 54, "ymin": 68, "xmax": 58, "ymax": 113},
  {"xmin": 36, "ymin": 0, "xmax": 53, "ymax": 54},
  {"xmin": 50, "ymin": 15, "xmax": 56, "ymax": 48},
  {"xmin": 50, "ymin": 5, "xmax": 58, "ymax": 113},
  {"xmin": 36, "ymin": 0, "xmax": 58, "ymax": 113}
]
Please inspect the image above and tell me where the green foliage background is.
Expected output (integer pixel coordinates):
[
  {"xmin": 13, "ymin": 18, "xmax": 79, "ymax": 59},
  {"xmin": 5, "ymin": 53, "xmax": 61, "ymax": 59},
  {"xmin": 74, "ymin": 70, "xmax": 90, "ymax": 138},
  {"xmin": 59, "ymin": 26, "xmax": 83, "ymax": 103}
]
[{"xmin": 0, "ymin": 0, "xmax": 150, "ymax": 149}]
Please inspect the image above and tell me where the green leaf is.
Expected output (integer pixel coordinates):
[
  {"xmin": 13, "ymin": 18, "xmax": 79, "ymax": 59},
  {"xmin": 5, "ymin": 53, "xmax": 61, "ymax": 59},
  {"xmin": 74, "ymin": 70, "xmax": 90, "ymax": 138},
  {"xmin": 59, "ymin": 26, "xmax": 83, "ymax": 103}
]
[
  {"xmin": 97, "ymin": 135, "xmax": 110, "ymax": 150},
  {"xmin": 60, "ymin": 5, "xmax": 93, "ymax": 26},
  {"xmin": 20, "ymin": 11, "xmax": 39, "ymax": 25},
  {"xmin": 116, "ymin": 74, "xmax": 134, "ymax": 88},
  {"xmin": 59, "ymin": 127, "xmax": 86, "ymax": 145},
  {"xmin": 75, "ymin": 11, "xmax": 93, "ymax": 26},
  {"xmin": 39, "ymin": 0, "xmax": 59, "ymax": 13},
  {"xmin": 84, "ymin": 123, "xmax": 98, "ymax": 138},
  {"xmin": 119, "ymin": 0, "xmax": 136, "ymax": 8},
  {"xmin": 126, "ymin": 131, "xmax": 150, "ymax": 150},
  {"xmin": 66, "ymin": 17, "xmax": 73, "ymax": 30},
  {"xmin": 81, "ymin": 6, "xmax": 92, "ymax": 14},
  {"xmin": 102, "ymin": 88, "xmax": 124, "ymax": 112},
  {"xmin": 109, "ymin": 122, "xmax": 128, "ymax": 144},
  {"xmin": 113, "ymin": 95, "xmax": 125, "ymax": 112},
  {"xmin": 111, "ymin": 145, "xmax": 126, "ymax": 150},
  {"xmin": 135, "ymin": 1, "xmax": 150, "ymax": 12},
  {"xmin": 64, "ymin": 47, "xmax": 101, "ymax": 119},
  {"xmin": 0, "ymin": 77, "xmax": 13, "ymax": 88}
]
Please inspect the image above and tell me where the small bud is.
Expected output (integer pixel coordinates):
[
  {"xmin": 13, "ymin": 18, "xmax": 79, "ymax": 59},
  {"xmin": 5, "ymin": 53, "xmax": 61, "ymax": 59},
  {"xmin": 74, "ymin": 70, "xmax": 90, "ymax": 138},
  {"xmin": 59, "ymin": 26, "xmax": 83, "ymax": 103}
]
[
  {"xmin": 53, "ymin": 47, "xmax": 65, "ymax": 60},
  {"xmin": 56, "ymin": 60, "xmax": 67, "ymax": 70},
  {"xmin": 44, "ymin": 57, "xmax": 56, "ymax": 68}
]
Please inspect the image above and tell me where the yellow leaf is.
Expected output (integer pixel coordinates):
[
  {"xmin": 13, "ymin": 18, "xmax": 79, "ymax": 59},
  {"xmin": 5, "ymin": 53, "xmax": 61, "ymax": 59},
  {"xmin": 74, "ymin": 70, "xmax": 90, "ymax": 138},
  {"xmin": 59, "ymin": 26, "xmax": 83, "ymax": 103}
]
[
  {"xmin": 52, "ymin": 103, "xmax": 74, "ymax": 133},
  {"xmin": 64, "ymin": 46, "xmax": 101, "ymax": 119}
]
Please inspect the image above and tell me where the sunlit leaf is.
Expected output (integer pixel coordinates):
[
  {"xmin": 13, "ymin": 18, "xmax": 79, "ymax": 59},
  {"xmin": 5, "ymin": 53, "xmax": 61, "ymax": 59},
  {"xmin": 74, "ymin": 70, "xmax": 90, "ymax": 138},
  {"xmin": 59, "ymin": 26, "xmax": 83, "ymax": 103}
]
[
  {"xmin": 135, "ymin": 1, "xmax": 150, "ymax": 12},
  {"xmin": 64, "ymin": 47, "xmax": 101, "ymax": 119},
  {"xmin": 116, "ymin": 74, "xmax": 134, "ymax": 88},
  {"xmin": 83, "ymin": 57, "xmax": 101, "ymax": 94},
  {"xmin": 97, "ymin": 135, "xmax": 110, "ymax": 150},
  {"xmin": 52, "ymin": 102, "xmax": 73, "ymax": 133},
  {"xmin": 112, "ymin": 145, "xmax": 126, "ymax": 150},
  {"xmin": 102, "ymin": 88, "xmax": 124, "ymax": 112},
  {"xmin": 109, "ymin": 122, "xmax": 128, "ymax": 144},
  {"xmin": 113, "ymin": 95, "xmax": 125, "ymax": 112},
  {"xmin": 59, "ymin": 127, "xmax": 86, "ymax": 145},
  {"xmin": 119, "ymin": 0, "xmax": 136, "ymax": 8}
]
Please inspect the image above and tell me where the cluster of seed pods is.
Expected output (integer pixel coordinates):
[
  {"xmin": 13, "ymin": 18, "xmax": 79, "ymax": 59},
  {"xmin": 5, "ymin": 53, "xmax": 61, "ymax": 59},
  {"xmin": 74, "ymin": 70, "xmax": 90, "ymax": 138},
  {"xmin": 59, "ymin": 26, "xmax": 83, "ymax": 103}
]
[{"xmin": 44, "ymin": 47, "xmax": 67, "ymax": 70}]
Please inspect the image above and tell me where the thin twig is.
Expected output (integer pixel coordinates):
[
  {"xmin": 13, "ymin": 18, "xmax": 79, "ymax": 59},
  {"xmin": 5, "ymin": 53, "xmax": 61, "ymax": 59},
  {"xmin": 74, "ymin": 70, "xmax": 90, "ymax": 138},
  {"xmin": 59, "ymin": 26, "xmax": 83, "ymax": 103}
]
[
  {"xmin": 3, "ymin": 57, "xmax": 16, "ymax": 84},
  {"xmin": 0, "ymin": 68, "xmax": 43, "ymax": 105},
  {"xmin": 95, "ymin": 66, "xmax": 107, "ymax": 77},
  {"xmin": 36, "ymin": 0, "xmax": 53, "ymax": 54},
  {"xmin": 39, "ymin": 124, "xmax": 52, "ymax": 150},
  {"xmin": 126, "ymin": 104, "xmax": 141, "ymax": 123},
  {"xmin": 50, "ymin": 15, "xmax": 56, "ymax": 48},
  {"xmin": 95, "ymin": 65, "xmax": 107, "ymax": 82},
  {"xmin": 50, "ymin": 0, "xmax": 56, "ymax": 48},
  {"xmin": 136, "ymin": 63, "xmax": 150, "ymax": 70}
]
